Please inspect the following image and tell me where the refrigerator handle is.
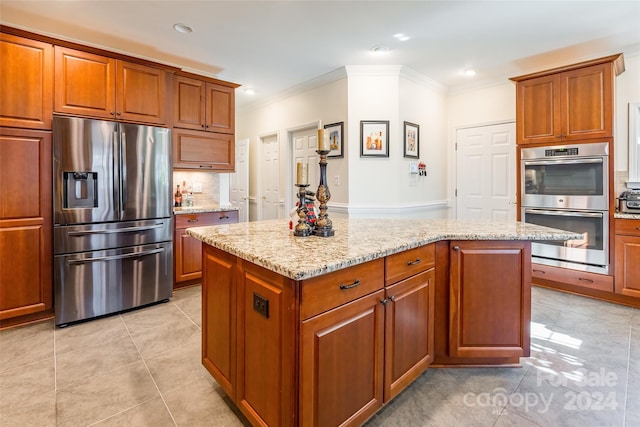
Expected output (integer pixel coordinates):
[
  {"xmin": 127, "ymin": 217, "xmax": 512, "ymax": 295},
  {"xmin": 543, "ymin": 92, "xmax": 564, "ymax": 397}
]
[
  {"xmin": 112, "ymin": 129, "xmax": 120, "ymax": 211},
  {"xmin": 120, "ymin": 131, "xmax": 127, "ymax": 212}
]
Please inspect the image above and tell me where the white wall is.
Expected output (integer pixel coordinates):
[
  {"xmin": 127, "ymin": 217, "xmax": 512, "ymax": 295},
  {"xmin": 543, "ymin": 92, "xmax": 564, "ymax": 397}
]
[{"xmin": 615, "ymin": 53, "xmax": 640, "ymax": 174}]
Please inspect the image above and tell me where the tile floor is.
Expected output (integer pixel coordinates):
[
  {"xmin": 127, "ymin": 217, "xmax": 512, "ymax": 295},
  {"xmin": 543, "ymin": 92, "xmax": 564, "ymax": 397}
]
[{"xmin": 0, "ymin": 285, "xmax": 638, "ymax": 426}]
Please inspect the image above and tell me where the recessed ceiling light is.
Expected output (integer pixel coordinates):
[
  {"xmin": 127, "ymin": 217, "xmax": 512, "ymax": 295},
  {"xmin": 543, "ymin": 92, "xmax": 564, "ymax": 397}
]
[
  {"xmin": 463, "ymin": 68, "xmax": 477, "ymax": 77},
  {"xmin": 243, "ymin": 88, "xmax": 255, "ymax": 95},
  {"xmin": 371, "ymin": 45, "xmax": 390, "ymax": 54},
  {"xmin": 173, "ymin": 23, "xmax": 193, "ymax": 33},
  {"xmin": 393, "ymin": 33, "xmax": 410, "ymax": 42}
]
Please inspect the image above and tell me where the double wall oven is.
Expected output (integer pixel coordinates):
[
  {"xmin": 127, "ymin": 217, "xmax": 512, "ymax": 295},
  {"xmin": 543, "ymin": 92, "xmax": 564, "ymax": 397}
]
[{"xmin": 521, "ymin": 142, "xmax": 609, "ymax": 274}]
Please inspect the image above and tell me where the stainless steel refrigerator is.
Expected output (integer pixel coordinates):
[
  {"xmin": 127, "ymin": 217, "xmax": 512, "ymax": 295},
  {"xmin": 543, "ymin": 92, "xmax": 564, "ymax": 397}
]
[{"xmin": 53, "ymin": 115, "xmax": 173, "ymax": 326}]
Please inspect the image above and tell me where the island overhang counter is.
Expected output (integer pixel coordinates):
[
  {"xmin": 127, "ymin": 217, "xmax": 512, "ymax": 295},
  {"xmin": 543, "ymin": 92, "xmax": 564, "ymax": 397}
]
[{"xmin": 186, "ymin": 218, "xmax": 577, "ymax": 427}]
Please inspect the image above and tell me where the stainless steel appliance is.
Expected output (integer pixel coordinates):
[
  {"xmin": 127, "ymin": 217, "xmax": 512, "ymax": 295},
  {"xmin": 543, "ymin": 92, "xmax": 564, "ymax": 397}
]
[
  {"xmin": 521, "ymin": 142, "xmax": 609, "ymax": 274},
  {"xmin": 618, "ymin": 190, "xmax": 640, "ymax": 213},
  {"xmin": 53, "ymin": 115, "xmax": 172, "ymax": 326}
]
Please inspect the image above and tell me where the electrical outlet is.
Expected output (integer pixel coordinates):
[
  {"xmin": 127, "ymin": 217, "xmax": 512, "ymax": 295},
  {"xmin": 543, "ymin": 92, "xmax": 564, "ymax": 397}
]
[
  {"xmin": 193, "ymin": 182, "xmax": 203, "ymax": 193},
  {"xmin": 253, "ymin": 293, "xmax": 269, "ymax": 318}
]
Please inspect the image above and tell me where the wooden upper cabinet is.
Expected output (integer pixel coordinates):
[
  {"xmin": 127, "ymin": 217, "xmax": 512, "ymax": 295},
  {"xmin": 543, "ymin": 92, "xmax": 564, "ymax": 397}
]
[
  {"xmin": 54, "ymin": 46, "xmax": 166, "ymax": 125},
  {"xmin": 511, "ymin": 54, "xmax": 623, "ymax": 145},
  {"xmin": 0, "ymin": 33, "xmax": 53, "ymax": 130},
  {"xmin": 174, "ymin": 74, "xmax": 235, "ymax": 134}
]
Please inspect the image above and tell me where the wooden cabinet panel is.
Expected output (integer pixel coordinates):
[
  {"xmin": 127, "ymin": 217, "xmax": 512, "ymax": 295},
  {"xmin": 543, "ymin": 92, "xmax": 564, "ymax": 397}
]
[
  {"xmin": 449, "ymin": 241, "xmax": 530, "ymax": 359},
  {"xmin": 54, "ymin": 46, "xmax": 116, "ymax": 118},
  {"xmin": 385, "ymin": 243, "xmax": 435, "ymax": 285},
  {"xmin": 512, "ymin": 55, "xmax": 621, "ymax": 145},
  {"xmin": 236, "ymin": 262, "xmax": 297, "ymax": 427},
  {"xmin": 116, "ymin": 60, "xmax": 166, "ymax": 124},
  {"xmin": 300, "ymin": 289, "xmax": 385, "ymax": 427},
  {"xmin": 172, "ymin": 128, "xmax": 234, "ymax": 171},
  {"xmin": 0, "ymin": 128, "xmax": 52, "ymax": 321},
  {"xmin": 174, "ymin": 211, "xmax": 239, "ymax": 285},
  {"xmin": 205, "ymin": 83, "xmax": 235, "ymax": 134},
  {"xmin": 300, "ymin": 258, "xmax": 384, "ymax": 320},
  {"xmin": 173, "ymin": 75, "xmax": 205, "ymax": 130},
  {"xmin": 0, "ymin": 33, "xmax": 53, "ymax": 129},
  {"xmin": 384, "ymin": 268, "xmax": 434, "ymax": 402},
  {"xmin": 55, "ymin": 46, "xmax": 166, "ymax": 124},
  {"xmin": 201, "ymin": 245, "xmax": 236, "ymax": 397},
  {"xmin": 614, "ymin": 219, "xmax": 640, "ymax": 298},
  {"xmin": 531, "ymin": 262, "xmax": 614, "ymax": 293}
]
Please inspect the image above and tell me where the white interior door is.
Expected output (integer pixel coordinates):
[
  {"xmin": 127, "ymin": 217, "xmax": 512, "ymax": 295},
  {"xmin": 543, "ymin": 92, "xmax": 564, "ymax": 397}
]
[
  {"xmin": 230, "ymin": 138, "xmax": 249, "ymax": 222},
  {"xmin": 291, "ymin": 128, "xmax": 320, "ymax": 193},
  {"xmin": 456, "ymin": 122, "xmax": 516, "ymax": 221},
  {"xmin": 261, "ymin": 134, "xmax": 280, "ymax": 220}
]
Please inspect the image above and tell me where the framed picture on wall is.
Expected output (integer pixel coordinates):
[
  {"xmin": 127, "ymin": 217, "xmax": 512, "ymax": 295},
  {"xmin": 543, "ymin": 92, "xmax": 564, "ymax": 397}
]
[
  {"xmin": 403, "ymin": 121, "xmax": 419, "ymax": 158},
  {"xmin": 360, "ymin": 120, "xmax": 389, "ymax": 157},
  {"xmin": 325, "ymin": 122, "xmax": 344, "ymax": 158}
]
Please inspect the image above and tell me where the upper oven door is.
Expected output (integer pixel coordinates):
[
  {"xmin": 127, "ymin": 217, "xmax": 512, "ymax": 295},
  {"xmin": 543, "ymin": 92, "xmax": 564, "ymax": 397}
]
[{"xmin": 521, "ymin": 156, "xmax": 608, "ymax": 210}]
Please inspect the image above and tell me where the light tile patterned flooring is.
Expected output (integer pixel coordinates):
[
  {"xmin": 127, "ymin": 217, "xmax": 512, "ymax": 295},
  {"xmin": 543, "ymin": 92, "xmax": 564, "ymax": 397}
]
[{"xmin": 0, "ymin": 285, "xmax": 638, "ymax": 426}]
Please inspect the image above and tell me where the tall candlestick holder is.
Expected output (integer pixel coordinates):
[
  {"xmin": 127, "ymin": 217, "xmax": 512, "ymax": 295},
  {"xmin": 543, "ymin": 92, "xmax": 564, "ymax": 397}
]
[
  {"xmin": 293, "ymin": 184, "xmax": 312, "ymax": 237},
  {"xmin": 314, "ymin": 149, "xmax": 335, "ymax": 237}
]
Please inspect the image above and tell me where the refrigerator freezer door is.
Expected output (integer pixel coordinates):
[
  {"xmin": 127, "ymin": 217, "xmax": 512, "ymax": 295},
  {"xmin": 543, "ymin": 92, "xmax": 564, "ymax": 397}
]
[
  {"xmin": 54, "ymin": 241, "xmax": 172, "ymax": 325},
  {"xmin": 119, "ymin": 123, "xmax": 171, "ymax": 221},
  {"xmin": 53, "ymin": 116, "xmax": 119, "ymax": 225}
]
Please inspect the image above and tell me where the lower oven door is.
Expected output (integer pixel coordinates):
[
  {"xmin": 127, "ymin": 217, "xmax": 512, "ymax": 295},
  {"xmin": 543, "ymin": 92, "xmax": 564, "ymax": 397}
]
[
  {"xmin": 522, "ymin": 208, "xmax": 608, "ymax": 269},
  {"xmin": 54, "ymin": 242, "xmax": 172, "ymax": 326}
]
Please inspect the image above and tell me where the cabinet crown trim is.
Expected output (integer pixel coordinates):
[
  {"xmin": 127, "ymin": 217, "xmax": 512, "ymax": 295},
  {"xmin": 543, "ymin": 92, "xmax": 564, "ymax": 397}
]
[{"xmin": 509, "ymin": 53, "xmax": 625, "ymax": 82}]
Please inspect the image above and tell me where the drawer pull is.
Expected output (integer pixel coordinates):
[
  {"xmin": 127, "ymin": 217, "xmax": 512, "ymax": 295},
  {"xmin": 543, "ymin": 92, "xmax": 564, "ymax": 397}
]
[
  {"xmin": 407, "ymin": 258, "xmax": 421, "ymax": 266},
  {"xmin": 637, "ymin": 226, "xmax": 640, "ymax": 231},
  {"xmin": 532, "ymin": 269, "xmax": 546, "ymax": 274},
  {"xmin": 199, "ymin": 165, "xmax": 213, "ymax": 169},
  {"xmin": 453, "ymin": 246, "xmax": 460, "ymax": 251},
  {"xmin": 578, "ymin": 278, "xmax": 594, "ymax": 283},
  {"xmin": 219, "ymin": 215, "xmax": 229, "ymax": 219},
  {"xmin": 339, "ymin": 279, "xmax": 360, "ymax": 290},
  {"xmin": 187, "ymin": 219, "xmax": 199, "ymax": 223}
]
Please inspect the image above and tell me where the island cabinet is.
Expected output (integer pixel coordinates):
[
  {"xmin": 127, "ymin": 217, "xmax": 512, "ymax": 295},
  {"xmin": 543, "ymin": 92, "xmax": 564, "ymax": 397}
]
[
  {"xmin": 510, "ymin": 54, "xmax": 624, "ymax": 145},
  {"xmin": 614, "ymin": 219, "xmax": 640, "ymax": 299},
  {"xmin": 0, "ymin": 33, "xmax": 53, "ymax": 130},
  {"xmin": 54, "ymin": 46, "xmax": 168, "ymax": 125},
  {"xmin": 174, "ymin": 211, "xmax": 238, "ymax": 287},
  {"xmin": 204, "ymin": 238, "xmax": 527, "ymax": 427},
  {"xmin": 434, "ymin": 240, "xmax": 531, "ymax": 366}
]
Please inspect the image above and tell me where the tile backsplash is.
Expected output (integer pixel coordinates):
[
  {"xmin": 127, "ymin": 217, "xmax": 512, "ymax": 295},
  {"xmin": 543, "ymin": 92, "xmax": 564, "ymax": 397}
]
[{"xmin": 173, "ymin": 171, "xmax": 220, "ymax": 205}]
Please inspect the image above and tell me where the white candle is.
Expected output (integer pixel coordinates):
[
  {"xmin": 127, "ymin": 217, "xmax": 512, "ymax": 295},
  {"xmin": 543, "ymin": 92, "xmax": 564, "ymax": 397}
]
[
  {"xmin": 318, "ymin": 120, "xmax": 322, "ymax": 130},
  {"xmin": 318, "ymin": 128, "xmax": 328, "ymax": 151},
  {"xmin": 296, "ymin": 162, "xmax": 308, "ymax": 185}
]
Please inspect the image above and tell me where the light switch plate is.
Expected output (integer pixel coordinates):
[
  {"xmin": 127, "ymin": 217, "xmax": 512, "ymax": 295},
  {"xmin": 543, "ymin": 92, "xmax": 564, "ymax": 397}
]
[
  {"xmin": 409, "ymin": 162, "xmax": 419, "ymax": 174},
  {"xmin": 193, "ymin": 182, "xmax": 203, "ymax": 193}
]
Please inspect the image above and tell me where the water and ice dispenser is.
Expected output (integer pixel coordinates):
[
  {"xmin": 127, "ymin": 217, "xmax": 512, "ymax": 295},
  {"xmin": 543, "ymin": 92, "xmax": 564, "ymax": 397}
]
[{"xmin": 63, "ymin": 172, "xmax": 98, "ymax": 209}]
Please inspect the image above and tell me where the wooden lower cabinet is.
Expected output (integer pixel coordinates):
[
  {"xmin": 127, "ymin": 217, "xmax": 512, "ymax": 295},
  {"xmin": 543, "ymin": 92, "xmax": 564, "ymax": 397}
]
[
  {"xmin": 202, "ymin": 240, "xmax": 530, "ymax": 427},
  {"xmin": 614, "ymin": 219, "xmax": 640, "ymax": 299},
  {"xmin": 0, "ymin": 128, "xmax": 52, "ymax": 325},
  {"xmin": 174, "ymin": 210, "xmax": 238, "ymax": 286},
  {"xmin": 301, "ymin": 290, "xmax": 385, "ymax": 427}
]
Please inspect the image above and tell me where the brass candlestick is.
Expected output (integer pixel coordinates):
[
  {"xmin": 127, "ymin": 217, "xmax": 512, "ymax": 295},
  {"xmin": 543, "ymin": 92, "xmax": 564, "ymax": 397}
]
[
  {"xmin": 314, "ymin": 149, "xmax": 334, "ymax": 237},
  {"xmin": 293, "ymin": 184, "xmax": 312, "ymax": 237}
]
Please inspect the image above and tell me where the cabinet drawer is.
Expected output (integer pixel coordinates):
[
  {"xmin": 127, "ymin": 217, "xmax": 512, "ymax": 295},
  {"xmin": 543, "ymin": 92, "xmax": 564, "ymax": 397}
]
[
  {"xmin": 300, "ymin": 258, "xmax": 384, "ymax": 320},
  {"xmin": 175, "ymin": 210, "xmax": 238, "ymax": 229},
  {"xmin": 385, "ymin": 244, "xmax": 435, "ymax": 286},
  {"xmin": 615, "ymin": 219, "xmax": 640, "ymax": 237},
  {"xmin": 531, "ymin": 263, "xmax": 613, "ymax": 292}
]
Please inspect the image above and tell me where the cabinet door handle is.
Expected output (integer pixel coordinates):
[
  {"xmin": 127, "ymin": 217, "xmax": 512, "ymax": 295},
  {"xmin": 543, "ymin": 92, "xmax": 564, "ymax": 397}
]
[
  {"xmin": 339, "ymin": 279, "xmax": 360, "ymax": 290},
  {"xmin": 199, "ymin": 165, "xmax": 213, "ymax": 169},
  {"xmin": 110, "ymin": 111, "xmax": 115, "ymax": 116},
  {"xmin": 532, "ymin": 269, "xmax": 546, "ymax": 274},
  {"xmin": 578, "ymin": 278, "xmax": 594, "ymax": 283},
  {"xmin": 407, "ymin": 258, "xmax": 421, "ymax": 266},
  {"xmin": 636, "ymin": 226, "xmax": 640, "ymax": 231},
  {"xmin": 389, "ymin": 295, "xmax": 396, "ymax": 302},
  {"xmin": 453, "ymin": 246, "xmax": 460, "ymax": 251},
  {"xmin": 380, "ymin": 298, "xmax": 388, "ymax": 305},
  {"xmin": 187, "ymin": 219, "xmax": 199, "ymax": 223}
]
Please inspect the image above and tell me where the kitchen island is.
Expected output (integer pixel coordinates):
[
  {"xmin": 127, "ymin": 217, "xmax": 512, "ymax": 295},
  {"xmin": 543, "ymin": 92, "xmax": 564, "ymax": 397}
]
[{"xmin": 187, "ymin": 218, "xmax": 577, "ymax": 427}]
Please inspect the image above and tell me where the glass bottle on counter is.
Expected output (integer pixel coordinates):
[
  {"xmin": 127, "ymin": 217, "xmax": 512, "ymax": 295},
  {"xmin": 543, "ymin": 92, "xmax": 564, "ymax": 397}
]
[{"xmin": 174, "ymin": 185, "xmax": 182, "ymax": 207}]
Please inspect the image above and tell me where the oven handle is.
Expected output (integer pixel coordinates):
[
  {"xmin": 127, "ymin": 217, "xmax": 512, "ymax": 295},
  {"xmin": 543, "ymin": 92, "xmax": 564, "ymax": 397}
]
[
  {"xmin": 523, "ymin": 158, "xmax": 603, "ymax": 167},
  {"xmin": 524, "ymin": 208, "xmax": 604, "ymax": 218}
]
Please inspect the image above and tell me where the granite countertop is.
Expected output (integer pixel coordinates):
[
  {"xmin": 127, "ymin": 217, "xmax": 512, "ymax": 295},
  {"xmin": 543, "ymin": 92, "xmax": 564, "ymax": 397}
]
[
  {"xmin": 614, "ymin": 212, "xmax": 640, "ymax": 220},
  {"xmin": 186, "ymin": 218, "xmax": 578, "ymax": 281},
  {"xmin": 174, "ymin": 204, "xmax": 239, "ymax": 215}
]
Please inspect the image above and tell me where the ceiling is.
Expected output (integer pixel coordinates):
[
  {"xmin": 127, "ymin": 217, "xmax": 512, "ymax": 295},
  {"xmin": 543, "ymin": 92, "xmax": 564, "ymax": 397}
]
[{"xmin": 2, "ymin": 1, "xmax": 640, "ymax": 111}]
